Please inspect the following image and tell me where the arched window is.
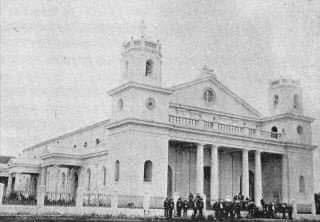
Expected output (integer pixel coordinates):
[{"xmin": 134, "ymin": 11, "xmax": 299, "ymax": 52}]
[
  {"xmin": 271, "ymin": 126, "xmax": 278, "ymax": 139},
  {"xmin": 144, "ymin": 160, "xmax": 153, "ymax": 182},
  {"xmin": 293, "ymin": 94, "xmax": 299, "ymax": 109},
  {"xmin": 273, "ymin": 95, "xmax": 279, "ymax": 107},
  {"xmin": 115, "ymin": 160, "xmax": 120, "ymax": 182},
  {"xmin": 145, "ymin": 59, "xmax": 153, "ymax": 76},
  {"xmin": 87, "ymin": 169, "xmax": 91, "ymax": 191},
  {"xmin": 203, "ymin": 88, "xmax": 215, "ymax": 103},
  {"xmin": 103, "ymin": 167, "xmax": 107, "ymax": 186},
  {"xmin": 297, "ymin": 125, "xmax": 303, "ymax": 135},
  {"xmin": 61, "ymin": 172, "xmax": 66, "ymax": 187},
  {"xmin": 299, "ymin": 176, "xmax": 305, "ymax": 193}
]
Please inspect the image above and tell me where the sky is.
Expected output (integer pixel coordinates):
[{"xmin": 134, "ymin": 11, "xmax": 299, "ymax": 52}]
[{"xmin": 1, "ymin": 0, "xmax": 320, "ymax": 190}]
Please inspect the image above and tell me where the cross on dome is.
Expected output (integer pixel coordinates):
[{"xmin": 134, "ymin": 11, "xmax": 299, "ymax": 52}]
[{"xmin": 200, "ymin": 65, "xmax": 216, "ymax": 78}]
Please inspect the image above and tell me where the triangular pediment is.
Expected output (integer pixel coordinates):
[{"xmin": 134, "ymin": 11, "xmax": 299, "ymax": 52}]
[{"xmin": 170, "ymin": 76, "xmax": 261, "ymax": 118}]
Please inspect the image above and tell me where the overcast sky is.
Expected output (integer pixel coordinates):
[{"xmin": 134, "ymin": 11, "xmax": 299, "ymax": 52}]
[{"xmin": 1, "ymin": 0, "xmax": 320, "ymax": 188}]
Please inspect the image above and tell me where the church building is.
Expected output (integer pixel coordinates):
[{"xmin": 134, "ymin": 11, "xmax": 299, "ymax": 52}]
[{"xmin": 0, "ymin": 27, "xmax": 317, "ymax": 216}]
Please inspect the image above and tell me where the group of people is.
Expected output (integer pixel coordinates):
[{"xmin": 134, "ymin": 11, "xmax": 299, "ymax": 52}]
[
  {"xmin": 164, "ymin": 192, "xmax": 293, "ymax": 220},
  {"xmin": 213, "ymin": 193, "xmax": 293, "ymax": 220},
  {"xmin": 163, "ymin": 193, "xmax": 204, "ymax": 219}
]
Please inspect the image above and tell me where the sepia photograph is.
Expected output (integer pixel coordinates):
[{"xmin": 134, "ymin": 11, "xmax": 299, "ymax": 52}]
[{"xmin": 0, "ymin": 0, "xmax": 319, "ymax": 221}]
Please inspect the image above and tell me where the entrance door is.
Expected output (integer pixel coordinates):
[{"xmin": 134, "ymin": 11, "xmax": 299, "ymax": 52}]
[{"xmin": 167, "ymin": 165, "xmax": 173, "ymax": 197}]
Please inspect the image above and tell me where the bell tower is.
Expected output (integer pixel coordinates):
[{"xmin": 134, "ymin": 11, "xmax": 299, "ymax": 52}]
[
  {"xmin": 120, "ymin": 21, "xmax": 162, "ymax": 86},
  {"xmin": 269, "ymin": 78, "xmax": 303, "ymax": 115}
]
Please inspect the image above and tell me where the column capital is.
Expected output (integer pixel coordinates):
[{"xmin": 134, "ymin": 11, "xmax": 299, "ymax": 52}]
[
  {"xmin": 255, "ymin": 150, "xmax": 261, "ymax": 154},
  {"xmin": 196, "ymin": 142, "xmax": 206, "ymax": 147}
]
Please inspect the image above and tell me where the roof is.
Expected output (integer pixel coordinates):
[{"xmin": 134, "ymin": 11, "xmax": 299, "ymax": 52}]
[{"xmin": 23, "ymin": 119, "xmax": 110, "ymax": 153}]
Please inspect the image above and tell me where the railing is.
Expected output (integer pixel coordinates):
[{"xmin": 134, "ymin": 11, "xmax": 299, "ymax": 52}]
[
  {"xmin": 2, "ymin": 191, "xmax": 37, "ymax": 205},
  {"xmin": 169, "ymin": 115, "xmax": 282, "ymax": 141},
  {"xmin": 44, "ymin": 192, "xmax": 75, "ymax": 206},
  {"xmin": 169, "ymin": 115, "xmax": 199, "ymax": 128},
  {"xmin": 217, "ymin": 123, "xmax": 243, "ymax": 135},
  {"xmin": 83, "ymin": 193, "xmax": 111, "ymax": 207},
  {"xmin": 118, "ymin": 195, "xmax": 143, "ymax": 208}
]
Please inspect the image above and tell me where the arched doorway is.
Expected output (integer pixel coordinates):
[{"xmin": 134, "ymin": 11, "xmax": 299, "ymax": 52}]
[{"xmin": 167, "ymin": 165, "xmax": 173, "ymax": 197}]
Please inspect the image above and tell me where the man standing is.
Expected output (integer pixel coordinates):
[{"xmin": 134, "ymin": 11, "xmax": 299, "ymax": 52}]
[
  {"xmin": 193, "ymin": 195, "xmax": 199, "ymax": 218},
  {"xmin": 183, "ymin": 198, "xmax": 189, "ymax": 217},
  {"xmin": 197, "ymin": 196, "xmax": 204, "ymax": 218},
  {"xmin": 188, "ymin": 193, "xmax": 195, "ymax": 218},
  {"xmin": 168, "ymin": 198, "xmax": 175, "ymax": 219},
  {"xmin": 176, "ymin": 197, "xmax": 183, "ymax": 217},
  {"xmin": 163, "ymin": 197, "xmax": 169, "ymax": 218}
]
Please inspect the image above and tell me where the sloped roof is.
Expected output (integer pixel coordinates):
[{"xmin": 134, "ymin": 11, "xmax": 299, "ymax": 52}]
[{"xmin": 23, "ymin": 119, "xmax": 110, "ymax": 153}]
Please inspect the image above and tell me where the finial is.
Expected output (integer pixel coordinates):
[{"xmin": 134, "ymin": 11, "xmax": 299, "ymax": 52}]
[
  {"xmin": 139, "ymin": 20, "xmax": 147, "ymax": 38},
  {"xmin": 201, "ymin": 65, "xmax": 215, "ymax": 78}
]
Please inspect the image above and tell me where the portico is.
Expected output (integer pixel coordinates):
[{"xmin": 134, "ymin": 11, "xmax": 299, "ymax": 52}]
[{"xmin": 167, "ymin": 139, "xmax": 287, "ymax": 208}]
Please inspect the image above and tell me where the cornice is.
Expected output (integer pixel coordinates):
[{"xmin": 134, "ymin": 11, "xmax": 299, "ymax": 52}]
[
  {"xmin": 260, "ymin": 113, "xmax": 315, "ymax": 123},
  {"xmin": 107, "ymin": 81, "xmax": 174, "ymax": 96},
  {"xmin": 40, "ymin": 149, "xmax": 108, "ymax": 161},
  {"xmin": 106, "ymin": 118, "xmax": 314, "ymax": 151},
  {"xmin": 170, "ymin": 103, "xmax": 259, "ymax": 122}
]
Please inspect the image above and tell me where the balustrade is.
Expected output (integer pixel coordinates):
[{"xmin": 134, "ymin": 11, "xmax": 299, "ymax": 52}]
[
  {"xmin": 169, "ymin": 115, "xmax": 282, "ymax": 141},
  {"xmin": 169, "ymin": 115, "xmax": 199, "ymax": 128}
]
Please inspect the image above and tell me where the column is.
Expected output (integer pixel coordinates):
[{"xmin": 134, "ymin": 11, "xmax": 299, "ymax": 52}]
[
  {"xmin": 254, "ymin": 150, "xmax": 262, "ymax": 207},
  {"xmin": 37, "ymin": 167, "xmax": 47, "ymax": 206},
  {"xmin": 76, "ymin": 167, "xmax": 84, "ymax": 207},
  {"xmin": 210, "ymin": 145, "xmax": 219, "ymax": 201},
  {"xmin": 242, "ymin": 149, "xmax": 249, "ymax": 199},
  {"xmin": 6, "ymin": 174, "xmax": 12, "ymax": 196},
  {"xmin": 196, "ymin": 143, "xmax": 204, "ymax": 196},
  {"xmin": 0, "ymin": 183, "xmax": 4, "ymax": 205},
  {"xmin": 282, "ymin": 154, "xmax": 289, "ymax": 203}
]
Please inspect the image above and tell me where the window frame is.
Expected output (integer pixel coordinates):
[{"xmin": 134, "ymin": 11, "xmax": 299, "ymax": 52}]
[
  {"xmin": 115, "ymin": 160, "xmax": 120, "ymax": 182},
  {"xmin": 145, "ymin": 59, "xmax": 153, "ymax": 77},
  {"xmin": 143, "ymin": 160, "xmax": 153, "ymax": 182}
]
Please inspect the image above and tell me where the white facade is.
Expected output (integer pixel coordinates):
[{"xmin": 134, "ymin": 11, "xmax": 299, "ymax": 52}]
[{"xmin": 0, "ymin": 31, "xmax": 317, "ymax": 217}]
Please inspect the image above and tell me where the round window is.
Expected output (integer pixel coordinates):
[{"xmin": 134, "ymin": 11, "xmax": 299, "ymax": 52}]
[
  {"xmin": 297, "ymin": 125, "xmax": 303, "ymax": 135},
  {"xmin": 146, "ymin": 97, "xmax": 155, "ymax": 110},
  {"xmin": 118, "ymin": 99, "xmax": 124, "ymax": 110},
  {"xmin": 203, "ymin": 88, "xmax": 215, "ymax": 103}
]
